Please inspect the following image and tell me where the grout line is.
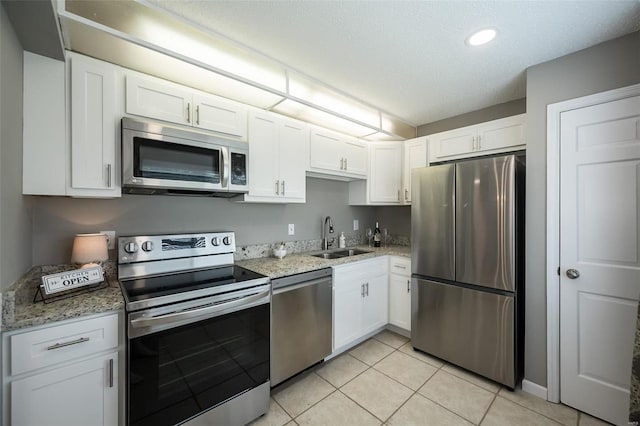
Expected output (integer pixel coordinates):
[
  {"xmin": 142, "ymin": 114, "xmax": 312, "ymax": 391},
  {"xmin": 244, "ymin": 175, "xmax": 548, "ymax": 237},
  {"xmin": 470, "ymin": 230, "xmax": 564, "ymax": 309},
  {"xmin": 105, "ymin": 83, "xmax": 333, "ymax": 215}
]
[
  {"xmin": 497, "ymin": 393, "xmax": 571, "ymax": 425},
  {"xmin": 477, "ymin": 391, "xmax": 499, "ymax": 425}
]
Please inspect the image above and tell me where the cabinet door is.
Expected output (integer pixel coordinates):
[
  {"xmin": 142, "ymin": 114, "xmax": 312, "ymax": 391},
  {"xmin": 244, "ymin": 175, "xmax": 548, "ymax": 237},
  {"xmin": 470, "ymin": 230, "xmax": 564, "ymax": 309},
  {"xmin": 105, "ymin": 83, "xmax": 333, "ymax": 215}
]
[
  {"xmin": 193, "ymin": 93, "xmax": 247, "ymax": 140},
  {"xmin": 247, "ymin": 111, "xmax": 280, "ymax": 198},
  {"xmin": 343, "ymin": 138, "xmax": 368, "ymax": 177},
  {"xmin": 333, "ymin": 276, "xmax": 364, "ymax": 350},
  {"xmin": 125, "ymin": 73, "xmax": 192, "ymax": 125},
  {"xmin": 403, "ymin": 137, "xmax": 427, "ymax": 204},
  {"xmin": 69, "ymin": 54, "xmax": 121, "ymax": 196},
  {"xmin": 476, "ymin": 114, "xmax": 526, "ymax": 153},
  {"xmin": 11, "ymin": 352, "xmax": 118, "ymax": 426},
  {"xmin": 309, "ymin": 129, "xmax": 343, "ymax": 172},
  {"xmin": 278, "ymin": 119, "xmax": 308, "ymax": 201},
  {"xmin": 369, "ymin": 142, "xmax": 403, "ymax": 203},
  {"xmin": 362, "ymin": 274, "xmax": 389, "ymax": 335},
  {"xmin": 389, "ymin": 274, "xmax": 411, "ymax": 331},
  {"xmin": 429, "ymin": 127, "xmax": 476, "ymax": 162}
]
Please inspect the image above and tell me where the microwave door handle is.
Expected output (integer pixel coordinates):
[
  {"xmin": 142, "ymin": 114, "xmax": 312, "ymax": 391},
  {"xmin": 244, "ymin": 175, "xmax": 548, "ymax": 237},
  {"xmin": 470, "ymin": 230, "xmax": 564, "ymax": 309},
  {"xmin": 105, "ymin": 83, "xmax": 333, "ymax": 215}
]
[{"xmin": 221, "ymin": 146, "xmax": 229, "ymax": 188}]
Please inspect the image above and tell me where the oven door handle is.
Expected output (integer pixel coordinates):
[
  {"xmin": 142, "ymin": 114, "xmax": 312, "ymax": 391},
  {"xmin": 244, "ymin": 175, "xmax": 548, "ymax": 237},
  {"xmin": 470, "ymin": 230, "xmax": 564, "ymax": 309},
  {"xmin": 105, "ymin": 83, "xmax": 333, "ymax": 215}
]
[{"xmin": 130, "ymin": 289, "xmax": 270, "ymax": 329}]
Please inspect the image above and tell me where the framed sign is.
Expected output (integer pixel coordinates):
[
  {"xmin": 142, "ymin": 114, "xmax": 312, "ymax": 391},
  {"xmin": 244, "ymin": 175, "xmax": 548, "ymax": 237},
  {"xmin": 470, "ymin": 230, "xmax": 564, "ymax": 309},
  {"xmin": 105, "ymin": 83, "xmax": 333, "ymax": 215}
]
[{"xmin": 41, "ymin": 266, "xmax": 104, "ymax": 295}]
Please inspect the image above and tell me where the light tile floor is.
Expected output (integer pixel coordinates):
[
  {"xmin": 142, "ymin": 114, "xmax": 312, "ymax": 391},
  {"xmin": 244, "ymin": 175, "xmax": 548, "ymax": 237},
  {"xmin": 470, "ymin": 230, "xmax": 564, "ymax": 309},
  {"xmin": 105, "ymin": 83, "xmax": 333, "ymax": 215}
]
[{"xmin": 252, "ymin": 330, "xmax": 613, "ymax": 426}]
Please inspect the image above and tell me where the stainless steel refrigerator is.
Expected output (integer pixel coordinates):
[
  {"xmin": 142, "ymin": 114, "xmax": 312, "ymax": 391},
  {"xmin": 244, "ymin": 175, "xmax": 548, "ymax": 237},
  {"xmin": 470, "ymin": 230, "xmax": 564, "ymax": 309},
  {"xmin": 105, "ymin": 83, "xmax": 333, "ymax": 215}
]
[{"xmin": 411, "ymin": 153, "xmax": 524, "ymax": 388}]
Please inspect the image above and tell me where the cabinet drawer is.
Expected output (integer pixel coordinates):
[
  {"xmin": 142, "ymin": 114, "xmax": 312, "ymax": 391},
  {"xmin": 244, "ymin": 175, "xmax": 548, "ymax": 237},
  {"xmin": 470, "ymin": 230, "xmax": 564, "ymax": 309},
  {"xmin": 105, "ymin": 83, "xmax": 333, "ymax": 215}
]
[
  {"xmin": 333, "ymin": 257, "xmax": 387, "ymax": 281},
  {"xmin": 390, "ymin": 256, "xmax": 411, "ymax": 276},
  {"xmin": 11, "ymin": 314, "xmax": 118, "ymax": 376}
]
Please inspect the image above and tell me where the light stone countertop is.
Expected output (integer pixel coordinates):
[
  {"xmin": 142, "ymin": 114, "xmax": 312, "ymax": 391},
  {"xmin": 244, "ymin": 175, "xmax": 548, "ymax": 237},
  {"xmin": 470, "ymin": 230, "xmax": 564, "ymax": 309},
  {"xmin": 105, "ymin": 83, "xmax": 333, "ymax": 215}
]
[
  {"xmin": 1, "ymin": 261, "xmax": 124, "ymax": 332},
  {"xmin": 237, "ymin": 245, "xmax": 410, "ymax": 279},
  {"xmin": 1, "ymin": 245, "xmax": 410, "ymax": 332}
]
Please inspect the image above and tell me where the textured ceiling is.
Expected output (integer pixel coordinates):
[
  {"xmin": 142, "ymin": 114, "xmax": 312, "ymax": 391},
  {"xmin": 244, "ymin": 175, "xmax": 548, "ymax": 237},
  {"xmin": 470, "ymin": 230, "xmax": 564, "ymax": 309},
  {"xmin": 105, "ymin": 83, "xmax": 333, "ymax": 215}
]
[{"xmin": 145, "ymin": 0, "xmax": 640, "ymax": 126}]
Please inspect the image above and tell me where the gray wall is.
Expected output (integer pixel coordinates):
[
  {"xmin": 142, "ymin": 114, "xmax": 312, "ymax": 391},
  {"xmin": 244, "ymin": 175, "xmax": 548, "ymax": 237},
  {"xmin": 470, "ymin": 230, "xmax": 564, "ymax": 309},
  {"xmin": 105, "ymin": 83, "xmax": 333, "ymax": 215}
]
[
  {"xmin": 375, "ymin": 206, "xmax": 411, "ymax": 239},
  {"xmin": 417, "ymin": 98, "xmax": 526, "ymax": 136},
  {"xmin": 31, "ymin": 178, "xmax": 377, "ymax": 265},
  {"xmin": 524, "ymin": 31, "xmax": 640, "ymax": 387},
  {"xmin": 0, "ymin": 5, "xmax": 32, "ymax": 291}
]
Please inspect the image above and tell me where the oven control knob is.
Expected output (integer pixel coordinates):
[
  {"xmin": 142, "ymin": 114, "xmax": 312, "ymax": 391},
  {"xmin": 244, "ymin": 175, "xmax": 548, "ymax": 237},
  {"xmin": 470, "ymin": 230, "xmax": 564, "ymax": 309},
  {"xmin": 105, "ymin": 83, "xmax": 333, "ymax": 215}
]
[
  {"xmin": 223, "ymin": 236, "xmax": 232, "ymax": 245},
  {"xmin": 141, "ymin": 241, "xmax": 154, "ymax": 252},
  {"xmin": 211, "ymin": 237, "xmax": 220, "ymax": 246},
  {"xmin": 124, "ymin": 242, "xmax": 139, "ymax": 254}
]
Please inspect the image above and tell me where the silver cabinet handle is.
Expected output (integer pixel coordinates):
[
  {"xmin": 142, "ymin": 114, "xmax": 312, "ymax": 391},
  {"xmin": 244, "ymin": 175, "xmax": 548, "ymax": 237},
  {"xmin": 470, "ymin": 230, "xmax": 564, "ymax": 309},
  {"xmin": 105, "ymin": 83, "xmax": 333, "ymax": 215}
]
[
  {"xmin": 397, "ymin": 189, "xmax": 400, "ymax": 201},
  {"xmin": 405, "ymin": 189, "xmax": 408, "ymax": 201},
  {"xmin": 361, "ymin": 283, "xmax": 365, "ymax": 297},
  {"xmin": 407, "ymin": 279, "xmax": 410, "ymax": 293},
  {"xmin": 477, "ymin": 135, "xmax": 481, "ymax": 150},
  {"xmin": 282, "ymin": 180, "xmax": 285, "ymax": 196},
  {"xmin": 393, "ymin": 264, "xmax": 407, "ymax": 270},
  {"xmin": 275, "ymin": 180, "xmax": 280, "ymax": 195},
  {"xmin": 106, "ymin": 164, "xmax": 112, "ymax": 188},
  {"xmin": 566, "ymin": 269, "xmax": 580, "ymax": 279},
  {"xmin": 340, "ymin": 158, "xmax": 344, "ymax": 170},
  {"xmin": 366, "ymin": 282, "xmax": 369, "ymax": 296},
  {"xmin": 47, "ymin": 337, "xmax": 90, "ymax": 351},
  {"xmin": 108, "ymin": 358, "xmax": 114, "ymax": 388},
  {"xmin": 344, "ymin": 158, "xmax": 348, "ymax": 170},
  {"xmin": 472, "ymin": 136, "xmax": 476, "ymax": 150},
  {"xmin": 195, "ymin": 105, "xmax": 200, "ymax": 125},
  {"xmin": 186, "ymin": 103, "xmax": 191, "ymax": 123}
]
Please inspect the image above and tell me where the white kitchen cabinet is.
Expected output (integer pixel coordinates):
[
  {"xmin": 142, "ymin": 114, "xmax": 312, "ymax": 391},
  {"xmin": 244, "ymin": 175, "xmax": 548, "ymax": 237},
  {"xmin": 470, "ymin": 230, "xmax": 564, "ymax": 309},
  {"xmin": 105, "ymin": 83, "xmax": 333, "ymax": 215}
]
[
  {"xmin": 348, "ymin": 141, "xmax": 403, "ymax": 205},
  {"xmin": 333, "ymin": 258, "xmax": 389, "ymax": 352},
  {"xmin": 2, "ymin": 312, "xmax": 121, "ymax": 426},
  {"xmin": 428, "ymin": 114, "xmax": 526, "ymax": 163},
  {"xmin": 402, "ymin": 137, "xmax": 428, "ymax": 204},
  {"xmin": 241, "ymin": 110, "xmax": 308, "ymax": 203},
  {"xmin": 308, "ymin": 127, "xmax": 367, "ymax": 179},
  {"xmin": 11, "ymin": 352, "xmax": 118, "ymax": 426},
  {"xmin": 388, "ymin": 256, "xmax": 411, "ymax": 331},
  {"xmin": 22, "ymin": 52, "xmax": 123, "ymax": 198},
  {"xmin": 125, "ymin": 72, "xmax": 247, "ymax": 140},
  {"xmin": 69, "ymin": 53, "xmax": 122, "ymax": 197}
]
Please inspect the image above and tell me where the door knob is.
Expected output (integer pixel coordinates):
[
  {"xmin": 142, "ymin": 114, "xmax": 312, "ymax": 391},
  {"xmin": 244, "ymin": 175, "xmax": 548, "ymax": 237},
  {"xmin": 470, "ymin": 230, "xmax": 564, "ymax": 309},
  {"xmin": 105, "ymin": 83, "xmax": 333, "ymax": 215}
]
[{"xmin": 566, "ymin": 269, "xmax": 580, "ymax": 279}]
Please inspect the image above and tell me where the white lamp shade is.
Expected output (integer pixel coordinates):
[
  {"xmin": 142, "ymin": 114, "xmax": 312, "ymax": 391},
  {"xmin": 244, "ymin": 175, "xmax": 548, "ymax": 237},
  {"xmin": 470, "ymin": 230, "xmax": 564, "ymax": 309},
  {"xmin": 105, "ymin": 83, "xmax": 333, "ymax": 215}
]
[{"xmin": 71, "ymin": 233, "xmax": 108, "ymax": 264}]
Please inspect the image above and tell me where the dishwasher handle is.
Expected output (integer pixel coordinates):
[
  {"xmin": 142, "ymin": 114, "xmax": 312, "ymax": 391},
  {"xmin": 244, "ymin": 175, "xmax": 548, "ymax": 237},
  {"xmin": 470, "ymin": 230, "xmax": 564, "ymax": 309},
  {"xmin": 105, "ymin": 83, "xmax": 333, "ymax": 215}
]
[{"xmin": 272, "ymin": 277, "xmax": 332, "ymax": 295}]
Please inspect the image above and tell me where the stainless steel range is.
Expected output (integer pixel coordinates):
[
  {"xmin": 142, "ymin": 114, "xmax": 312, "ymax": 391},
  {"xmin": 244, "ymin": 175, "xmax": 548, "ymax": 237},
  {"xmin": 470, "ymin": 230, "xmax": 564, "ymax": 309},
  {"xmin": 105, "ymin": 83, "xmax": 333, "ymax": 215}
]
[{"xmin": 118, "ymin": 232, "xmax": 270, "ymax": 426}]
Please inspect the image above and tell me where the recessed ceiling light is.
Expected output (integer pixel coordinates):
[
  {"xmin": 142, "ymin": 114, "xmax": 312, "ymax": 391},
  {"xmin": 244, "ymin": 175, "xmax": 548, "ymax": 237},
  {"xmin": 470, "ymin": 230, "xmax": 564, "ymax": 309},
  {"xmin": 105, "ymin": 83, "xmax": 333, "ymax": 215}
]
[{"xmin": 467, "ymin": 28, "xmax": 497, "ymax": 46}]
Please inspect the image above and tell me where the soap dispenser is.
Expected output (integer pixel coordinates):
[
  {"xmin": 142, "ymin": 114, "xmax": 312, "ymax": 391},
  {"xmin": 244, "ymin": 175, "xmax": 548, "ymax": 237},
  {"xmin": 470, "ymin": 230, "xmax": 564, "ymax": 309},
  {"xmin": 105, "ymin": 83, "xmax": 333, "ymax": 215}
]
[{"xmin": 339, "ymin": 232, "xmax": 346, "ymax": 248}]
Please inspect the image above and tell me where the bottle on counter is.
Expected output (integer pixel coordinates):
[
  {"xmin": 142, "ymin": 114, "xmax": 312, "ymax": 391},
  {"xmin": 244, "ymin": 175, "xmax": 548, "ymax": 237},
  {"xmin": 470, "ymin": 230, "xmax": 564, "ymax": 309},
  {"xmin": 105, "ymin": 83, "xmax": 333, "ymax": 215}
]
[
  {"xmin": 339, "ymin": 232, "xmax": 346, "ymax": 248},
  {"xmin": 373, "ymin": 222, "xmax": 381, "ymax": 247}
]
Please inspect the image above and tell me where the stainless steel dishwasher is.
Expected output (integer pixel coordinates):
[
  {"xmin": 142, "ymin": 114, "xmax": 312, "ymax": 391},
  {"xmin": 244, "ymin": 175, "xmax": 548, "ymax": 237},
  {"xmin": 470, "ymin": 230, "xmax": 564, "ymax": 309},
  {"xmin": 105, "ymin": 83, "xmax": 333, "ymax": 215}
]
[{"xmin": 271, "ymin": 268, "xmax": 333, "ymax": 386}]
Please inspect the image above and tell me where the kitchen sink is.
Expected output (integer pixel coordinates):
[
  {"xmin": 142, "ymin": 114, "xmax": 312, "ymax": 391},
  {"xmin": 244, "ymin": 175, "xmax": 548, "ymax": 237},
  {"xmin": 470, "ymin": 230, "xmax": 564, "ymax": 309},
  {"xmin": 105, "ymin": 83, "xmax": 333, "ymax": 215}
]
[{"xmin": 310, "ymin": 248, "xmax": 371, "ymax": 260}]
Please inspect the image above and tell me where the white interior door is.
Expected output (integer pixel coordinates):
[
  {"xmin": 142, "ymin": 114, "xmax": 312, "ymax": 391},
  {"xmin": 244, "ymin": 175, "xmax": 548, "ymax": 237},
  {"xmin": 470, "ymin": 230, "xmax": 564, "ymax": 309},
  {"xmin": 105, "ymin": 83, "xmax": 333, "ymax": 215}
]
[{"xmin": 560, "ymin": 95, "xmax": 640, "ymax": 425}]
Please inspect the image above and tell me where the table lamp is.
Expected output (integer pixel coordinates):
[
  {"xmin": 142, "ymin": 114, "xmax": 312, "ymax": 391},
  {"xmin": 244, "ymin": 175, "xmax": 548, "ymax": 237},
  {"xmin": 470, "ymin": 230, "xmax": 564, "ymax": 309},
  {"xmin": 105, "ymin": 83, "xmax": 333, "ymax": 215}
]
[{"xmin": 71, "ymin": 233, "xmax": 108, "ymax": 268}]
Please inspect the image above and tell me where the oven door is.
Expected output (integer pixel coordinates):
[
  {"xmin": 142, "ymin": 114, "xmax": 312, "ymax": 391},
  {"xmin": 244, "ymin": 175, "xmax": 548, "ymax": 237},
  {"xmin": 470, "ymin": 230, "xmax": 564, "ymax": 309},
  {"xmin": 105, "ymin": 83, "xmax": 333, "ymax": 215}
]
[
  {"xmin": 127, "ymin": 286, "xmax": 270, "ymax": 426},
  {"xmin": 122, "ymin": 127, "xmax": 228, "ymax": 192}
]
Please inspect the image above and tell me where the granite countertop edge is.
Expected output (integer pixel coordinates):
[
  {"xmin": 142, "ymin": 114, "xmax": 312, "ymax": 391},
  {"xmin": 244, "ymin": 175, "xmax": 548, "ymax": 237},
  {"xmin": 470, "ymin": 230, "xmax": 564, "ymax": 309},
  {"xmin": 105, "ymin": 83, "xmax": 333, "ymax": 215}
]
[{"xmin": 236, "ymin": 245, "xmax": 411, "ymax": 278}]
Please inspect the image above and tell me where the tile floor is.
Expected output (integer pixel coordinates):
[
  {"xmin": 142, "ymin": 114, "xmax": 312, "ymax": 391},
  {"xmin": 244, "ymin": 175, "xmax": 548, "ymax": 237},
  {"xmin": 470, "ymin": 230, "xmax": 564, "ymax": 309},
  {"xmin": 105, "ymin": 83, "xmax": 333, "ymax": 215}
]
[{"xmin": 251, "ymin": 330, "xmax": 613, "ymax": 426}]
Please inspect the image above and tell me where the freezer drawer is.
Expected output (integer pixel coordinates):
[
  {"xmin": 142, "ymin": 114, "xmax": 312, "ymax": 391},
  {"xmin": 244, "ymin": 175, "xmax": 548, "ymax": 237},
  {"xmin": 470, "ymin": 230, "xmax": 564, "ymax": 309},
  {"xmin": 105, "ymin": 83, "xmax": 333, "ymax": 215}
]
[{"xmin": 411, "ymin": 277, "xmax": 516, "ymax": 387}]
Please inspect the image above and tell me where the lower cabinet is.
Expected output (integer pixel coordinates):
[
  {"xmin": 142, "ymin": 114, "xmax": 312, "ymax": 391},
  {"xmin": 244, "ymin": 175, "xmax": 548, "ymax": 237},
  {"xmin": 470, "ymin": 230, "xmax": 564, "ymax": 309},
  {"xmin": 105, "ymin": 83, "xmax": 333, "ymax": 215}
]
[
  {"xmin": 11, "ymin": 352, "xmax": 118, "ymax": 426},
  {"xmin": 2, "ymin": 312, "xmax": 121, "ymax": 426},
  {"xmin": 389, "ymin": 256, "xmax": 412, "ymax": 331},
  {"xmin": 333, "ymin": 257, "xmax": 389, "ymax": 351}
]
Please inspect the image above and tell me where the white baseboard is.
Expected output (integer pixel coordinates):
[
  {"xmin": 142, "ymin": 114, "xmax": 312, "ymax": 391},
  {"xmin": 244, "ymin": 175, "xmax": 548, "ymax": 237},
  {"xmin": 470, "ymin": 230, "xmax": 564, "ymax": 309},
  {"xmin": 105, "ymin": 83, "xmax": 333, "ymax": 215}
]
[{"xmin": 522, "ymin": 379, "xmax": 548, "ymax": 400}]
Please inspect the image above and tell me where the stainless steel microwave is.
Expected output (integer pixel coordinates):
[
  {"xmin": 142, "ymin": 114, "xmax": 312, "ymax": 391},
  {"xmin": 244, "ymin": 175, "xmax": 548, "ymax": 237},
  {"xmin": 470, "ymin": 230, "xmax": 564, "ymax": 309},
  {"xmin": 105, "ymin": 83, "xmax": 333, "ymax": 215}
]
[{"xmin": 121, "ymin": 117, "xmax": 248, "ymax": 197}]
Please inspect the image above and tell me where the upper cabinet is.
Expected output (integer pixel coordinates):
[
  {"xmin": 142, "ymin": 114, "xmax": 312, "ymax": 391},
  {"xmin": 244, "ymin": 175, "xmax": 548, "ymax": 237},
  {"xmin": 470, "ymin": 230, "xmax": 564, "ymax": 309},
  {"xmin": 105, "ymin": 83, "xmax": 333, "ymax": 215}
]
[
  {"xmin": 402, "ymin": 137, "xmax": 428, "ymax": 204},
  {"xmin": 348, "ymin": 142, "xmax": 404, "ymax": 205},
  {"xmin": 68, "ymin": 53, "xmax": 122, "ymax": 197},
  {"xmin": 308, "ymin": 127, "xmax": 367, "ymax": 179},
  {"xmin": 23, "ymin": 51, "xmax": 122, "ymax": 198},
  {"xmin": 125, "ymin": 73, "xmax": 248, "ymax": 140},
  {"xmin": 428, "ymin": 114, "xmax": 526, "ymax": 163},
  {"xmin": 241, "ymin": 110, "xmax": 308, "ymax": 203}
]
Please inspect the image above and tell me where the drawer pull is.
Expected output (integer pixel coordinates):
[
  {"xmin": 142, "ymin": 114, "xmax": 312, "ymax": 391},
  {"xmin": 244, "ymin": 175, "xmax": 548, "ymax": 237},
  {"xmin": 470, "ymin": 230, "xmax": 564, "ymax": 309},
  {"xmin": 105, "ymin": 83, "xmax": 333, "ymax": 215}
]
[
  {"xmin": 394, "ymin": 264, "xmax": 407, "ymax": 269},
  {"xmin": 46, "ymin": 337, "xmax": 90, "ymax": 351}
]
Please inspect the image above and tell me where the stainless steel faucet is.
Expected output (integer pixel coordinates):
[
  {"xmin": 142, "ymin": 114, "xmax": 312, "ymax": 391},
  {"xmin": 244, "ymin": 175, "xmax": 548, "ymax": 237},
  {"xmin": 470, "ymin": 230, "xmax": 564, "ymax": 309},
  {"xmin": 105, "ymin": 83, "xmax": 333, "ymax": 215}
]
[{"xmin": 322, "ymin": 216, "xmax": 335, "ymax": 250}]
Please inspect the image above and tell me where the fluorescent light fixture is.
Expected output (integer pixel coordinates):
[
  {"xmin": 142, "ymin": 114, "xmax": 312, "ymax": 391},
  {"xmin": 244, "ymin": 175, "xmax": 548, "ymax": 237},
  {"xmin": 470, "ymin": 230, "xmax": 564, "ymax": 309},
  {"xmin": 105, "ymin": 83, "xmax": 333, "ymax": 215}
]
[
  {"xmin": 466, "ymin": 28, "xmax": 497, "ymax": 46},
  {"xmin": 288, "ymin": 73, "xmax": 380, "ymax": 128},
  {"xmin": 272, "ymin": 99, "xmax": 375, "ymax": 137}
]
